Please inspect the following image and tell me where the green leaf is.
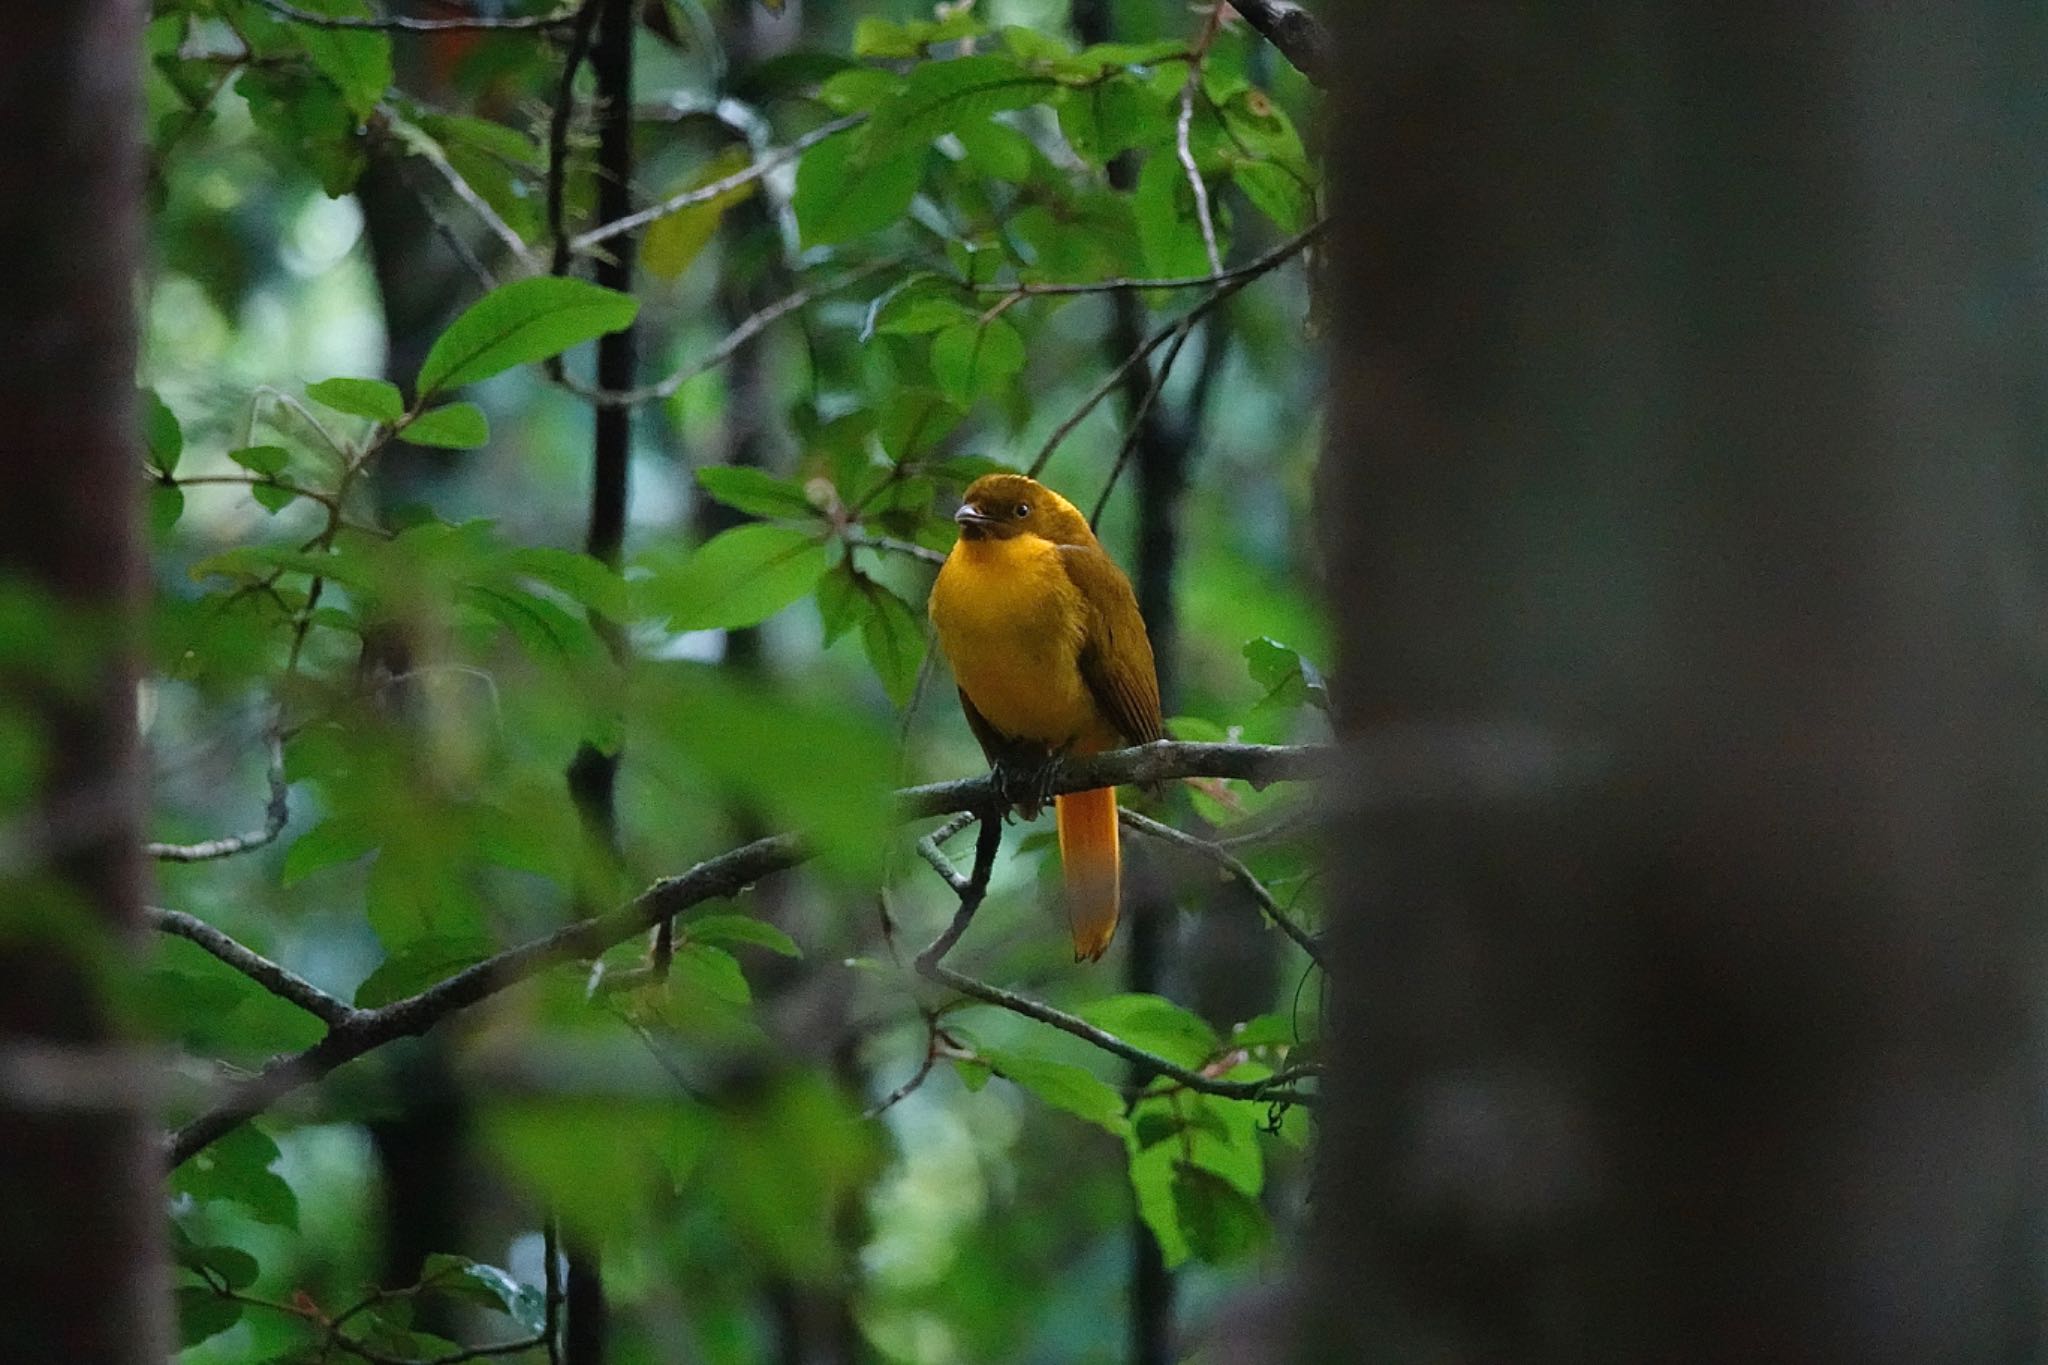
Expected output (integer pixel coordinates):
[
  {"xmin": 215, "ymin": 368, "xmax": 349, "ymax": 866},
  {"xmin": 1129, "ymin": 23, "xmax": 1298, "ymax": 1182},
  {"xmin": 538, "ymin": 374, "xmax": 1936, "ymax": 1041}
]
[
  {"xmin": 1075, "ymin": 993, "xmax": 1219, "ymax": 1069},
  {"xmin": 354, "ymin": 935, "xmax": 492, "ymax": 1009},
  {"xmin": 696, "ymin": 466, "xmax": 818, "ymax": 520},
  {"xmin": 1135, "ymin": 150, "xmax": 1223, "ymax": 279},
  {"xmin": 176, "ymin": 1287, "xmax": 242, "ymax": 1348},
  {"xmin": 793, "ymin": 134, "xmax": 922, "ymax": 249},
  {"xmin": 863, "ymin": 55, "xmax": 1053, "ymax": 158},
  {"xmin": 859, "ymin": 580, "xmax": 927, "ymax": 707},
  {"xmin": 281, "ymin": 816, "xmax": 377, "ymax": 886},
  {"xmin": 307, "ymin": 376, "xmax": 403, "ymax": 424},
  {"xmin": 929, "ymin": 318, "xmax": 1026, "ymax": 404},
  {"xmin": 403, "ymin": 401, "xmax": 490, "ymax": 449},
  {"xmin": 507, "ymin": 546, "xmax": 626, "ymax": 620},
  {"xmin": 291, "ymin": 0, "xmax": 393, "ymax": 118},
  {"xmin": 644, "ymin": 147, "xmax": 757, "ymax": 281},
  {"xmin": 1234, "ymin": 159, "xmax": 1316, "ymax": 234},
  {"xmin": 638, "ymin": 524, "xmax": 828, "ymax": 631},
  {"xmin": 251, "ymin": 479, "xmax": 300, "ymax": 514},
  {"xmin": 983, "ymin": 1049, "xmax": 1129, "ymax": 1136},
  {"xmin": 150, "ymin": 484, "xmax": 185, "ymax": 535},
  {"xmin": 815, "ymin": 563, "xmax": 866, "ymax": 645},
  {"xmin": 171, "ymin": 1122, "xmax": 299, "ymax": 1229},
  {"xmin": 416, "ymin": 276, "xmax": 639, "ymax": 397},
  {"xmin": 1172, "ymin": 1163, "xmax": 1270, "ymax": 1265},
  {"xmin": 1127, "ymin": 1139, "xmax": 1189, "ymax": 1267},
  {"xmin": 228, "ymin": 444, "xmax": 289, "ymax": 477},
  {"xmin": 1230, "ymin": 1012, "xmax": 1299, "ymax": 1050},
  {"xmin": 1243, "ymin": 636, "xmax": 1330, "ymax": 712},
  {"xmin": 419, "ymin": 1254, "xmax": 546, "ymax": 1333},
  {"xmin": 852, "ymin": 12, "xmax": 982, "ymax": 59},
  {"xmin": 875, "ymin": 391, "xmax": 964, "ymax": 463},
  {"xmin": 685, "ymin": 914, "xmax": 801, "ymax": 958},
  {"xmin": 175, "ymin": 1241, "xmax": 260, "ymax": 1293},
  {"xmin": 672, "ymin": 942, "xmax": 752, "ymax": 1005},
  {"xmin": 142, "ymin": 388, "xmax": 182, "ymax": 475}
]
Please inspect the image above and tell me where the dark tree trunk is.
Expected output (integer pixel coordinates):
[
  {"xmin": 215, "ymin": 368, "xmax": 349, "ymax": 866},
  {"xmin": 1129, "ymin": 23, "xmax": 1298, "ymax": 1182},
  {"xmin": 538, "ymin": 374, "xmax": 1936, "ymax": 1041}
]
[
  {"xmin": 1311, "ymin": 3, "xmax": 2048, "ymax": 1360},
  {"xmin": 0, "ymin": 5, "xmax": 164, "ymax": 1361}
]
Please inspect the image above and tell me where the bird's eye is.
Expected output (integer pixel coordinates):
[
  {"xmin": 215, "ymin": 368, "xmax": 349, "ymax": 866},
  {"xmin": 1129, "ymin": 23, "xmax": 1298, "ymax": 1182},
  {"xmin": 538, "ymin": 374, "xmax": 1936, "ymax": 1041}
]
[{"xmin": 1014, "ymin": 502, "xmax": 1030, "ymax": 518}]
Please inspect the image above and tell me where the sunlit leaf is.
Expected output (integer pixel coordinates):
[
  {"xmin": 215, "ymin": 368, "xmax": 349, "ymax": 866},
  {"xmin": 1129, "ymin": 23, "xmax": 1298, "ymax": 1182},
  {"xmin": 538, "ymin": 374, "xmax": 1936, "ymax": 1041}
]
[
  {"xmin": 1075, "ymin": 993, "xmax": 1219, "ymax": 1069},
  {"xmin": 982, "ymin": 1048, "xmax": 1129, "ymax": 1136}
]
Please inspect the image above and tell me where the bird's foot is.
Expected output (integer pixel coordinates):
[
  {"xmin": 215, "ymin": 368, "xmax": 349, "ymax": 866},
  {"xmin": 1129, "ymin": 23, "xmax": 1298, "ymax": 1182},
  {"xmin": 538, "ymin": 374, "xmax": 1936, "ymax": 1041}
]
[{"xmin": 991, "ymin": 754, "xmax": 1064, "ymax": 822}]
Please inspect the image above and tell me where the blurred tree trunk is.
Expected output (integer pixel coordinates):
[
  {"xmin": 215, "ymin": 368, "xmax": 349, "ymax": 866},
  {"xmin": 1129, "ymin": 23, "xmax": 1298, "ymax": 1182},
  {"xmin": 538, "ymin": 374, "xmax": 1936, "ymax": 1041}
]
[
  {"xmin": 1310, "ymin": 2, "xmax": 2048, "ymax": 1360},
  {"xmin": 0, "ymin": 5, "xmax": 165, "ymax": 1362}
]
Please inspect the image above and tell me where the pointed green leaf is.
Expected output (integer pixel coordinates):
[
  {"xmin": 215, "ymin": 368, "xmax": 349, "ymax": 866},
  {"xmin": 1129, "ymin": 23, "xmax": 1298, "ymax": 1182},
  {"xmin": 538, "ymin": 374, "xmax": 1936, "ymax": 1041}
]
[
  {"xmin": 983, "ymin": 1049, "xmax": 1129, "ymax": 1136},
  {"xmin": 696, "ymin": 466, "xmax": 818, "ymax": 520},
  {"xmin": 1075, "ymin": 993, "xmax": 1220, "ymax": 1069},
  {"xmin": 417, "ymin": 276, "xmax": 638, "ymax": 397},
  {"xmin": 639, "ymin": 524, "xmax": 828, "ymax": 631},
  {"xmin": 685, "ymin": 914, "xmax": 801, "ymax": 958},
  {"xmin": 307, "ymin": 376, "xmax": 404, "ymax": 424},
  {"xmin": 403, "ymin": 401, "xmax": 490, "ymax": 449}
]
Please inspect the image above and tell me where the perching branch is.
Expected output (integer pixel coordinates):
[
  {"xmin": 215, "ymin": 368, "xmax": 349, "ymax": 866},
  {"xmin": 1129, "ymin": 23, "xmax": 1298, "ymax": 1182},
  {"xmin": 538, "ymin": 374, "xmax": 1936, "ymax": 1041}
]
[
  {"xmin": 165, "ymin": 742, "xmax": 1338, "ymax": 1164},
  {"xmin": 1226, "ymin": 0, "xmax": 1332, "ymax": 88},
  {"xmin": 258, "ymin": 0, "xmax": 580, "ymax": 32}
]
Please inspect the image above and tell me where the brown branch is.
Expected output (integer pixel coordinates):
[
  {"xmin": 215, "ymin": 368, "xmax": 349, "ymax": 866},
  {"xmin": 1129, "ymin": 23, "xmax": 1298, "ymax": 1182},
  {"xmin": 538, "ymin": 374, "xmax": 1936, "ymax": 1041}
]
[
  {"xmin": 257, "ymin": 0, "xmax": 579, "ymax": 32},
  {"xmin": 145, "ymin": 724, "xmax": 290, "ymax": 863},
  {"xmin": 1226, "ymin": 0, "xmax": 1332, "ymax": 88},
  {"xmin": 1028, "ymin": 221, "xmax": 1325, "ymax": 477},
  {"xmin": 567, "ymin": 115, "xmax": 865, "ymax": 256},
  {"xmin": 149, "ymin": 907, "xmax": 359, "ymax": 1028},
  {"xmin": 1119, "ymin": 808, "xmax": 1323, "ymax": 968}
]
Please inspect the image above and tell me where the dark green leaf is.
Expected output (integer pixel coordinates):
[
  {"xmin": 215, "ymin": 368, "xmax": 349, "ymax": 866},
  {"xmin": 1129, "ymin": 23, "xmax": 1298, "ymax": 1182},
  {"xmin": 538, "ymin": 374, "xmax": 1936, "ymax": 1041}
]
[
  {"xmin": 419, "ymin": 1254, "xmax": 546, "ymax": 1333},
  {"xmin": 793, "ymin": 134, "xmax": 922, "ymax": 248},
  {"xmin": 176, "ymin": 1287, "xmax": 242, "ymax": 1348},
  {"xmin": 307, "ymin": 376, "xmax": 404, "ymax": 424},
  {"xmin": 142, "ymin": 388, "xmax": 182, "ymax": 475},
  {"xmin": 416, "ymin": 276, "xmax": 639, "ymax": 397},
  {"xmin": 863, "ymin": 55, "xmax": 1054, "ymax": 157},
  {"xmin": 858, "ymin": 580, "xmax": 926, "ymax": 706},
  {"xmin": 697, "ymin": 466, "xmax": 818, "ymax": 520},
  {"xmin": 281, "ymin": 815, "xmax": 377, "ymax": 886},
  {"xmin": 171, "ymin": 1122, "xmax": 299, "ymax": 1230},
  {"xmin": 1172, "ymin": 1164, "xmax": 1270, "ymax": 1265},
  {"xmin": 685, "ymin": 914, "xmax": 801, "ymax": 958},
  {"xmin": 929, "ymin": 318, "xmax": 1026, "ymax": 404},
  {"xmin": 354, "ymin": 935, "xmax": 492, "ymax": 1009},
  {"xmin": 507, "ymin": 546, "xmax": 626, "ymax": 620},
  {"xmin": 672, "ymin": 942, "xmax": 752, "ymax": 1005}
]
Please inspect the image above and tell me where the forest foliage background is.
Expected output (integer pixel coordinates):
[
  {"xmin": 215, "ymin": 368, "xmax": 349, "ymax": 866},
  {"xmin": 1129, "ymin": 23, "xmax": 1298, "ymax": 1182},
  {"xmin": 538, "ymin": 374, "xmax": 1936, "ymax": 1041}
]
[{"xmin": 134, "ymin": 0, "xmax": 1328, "ymax": 1360}]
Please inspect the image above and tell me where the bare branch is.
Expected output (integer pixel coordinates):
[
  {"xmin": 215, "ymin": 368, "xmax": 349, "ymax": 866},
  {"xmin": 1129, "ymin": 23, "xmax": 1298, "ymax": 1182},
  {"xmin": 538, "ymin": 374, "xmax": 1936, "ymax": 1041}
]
[
  {"xmin": 1119, "ymin": 807, "xmax": 1323, "ymax": 968},
  {"xmin": 1089, "ymin": 313, "xmax": 1200, "ymax": 526},
  {"xmin": 146, "ymin": 725, "xmax": 290, "ymax": 864},
  {"xmin": 257, "ymin": 0, "xmax": 579, "ymax": 32},
  {"xmin": 1226, "ymin": 0, "xmax": 1332, "ymax": 88},
  {"xmin": 557, "ymin": 259, "xmax": 894, "ymax": 407},
  {"xmin": 1176, "ymin": 9, "xmax": 1227, "ymax": 279},
  {"xmin": 383, "ymin": 108, "xmax": 534, "ymax": 271},
  {"xmin": 1028, "ymin": 222, "xmax": 1325, "ymax": 477},
  {"xmin": 568, "ymin": 115, "xmax": 865, "ymax": 255},
  {"xmin": 148, "ymin": 907, "xmax": 358, "ymax": 1028},
  {"xmin": 847, "ymin": 531, "xmax": 948, "ymax": 568}
]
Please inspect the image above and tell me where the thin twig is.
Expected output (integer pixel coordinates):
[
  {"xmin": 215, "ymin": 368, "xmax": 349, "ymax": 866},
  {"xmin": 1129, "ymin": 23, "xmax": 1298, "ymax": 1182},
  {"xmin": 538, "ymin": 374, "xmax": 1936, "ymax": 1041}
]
[
  {"xmin": 1119, "ymin": 807, "xmax": 1323, "ymax": 969},
  {"xmin": 1090, "ymin": 314, "xmax": 1199, "ymax": 526},
  {"xmin": 908, "ymin": 811, "xmax": 1316, "ymax": 1106},
  {"xmin": 148, "ymin": 907, "xmax": 358, "ymax": 1028},
  {"xmin": 1176, "ymin": 7, "xmax": 1227, "ymax": 279},
  {"xmin": 567, "ymin": 114, "xmax": 865, "ymax": 255},
  {"xmin": 147, "ymin": 725, "xmax": 290, "ymax": 863},
  {"xmin": 545, "ymin": 0, "xmax": 606, "ymax": 277},
  {"xmin": 1028, "ymin": 221, "xmax": 1324, "ymax": 477},
  {"xmin": 845, "ymin": 531, "xmax": 947, "ymax": 567},
  {"xmin": 258, "ymin": 0, "xmax": 579, "ymax": 32},
  {"xmin": 382, "ymin": 108, "xmax": 534, "ymax": 270},
  {"xmin": 556, "ymin": 260, "xmax": 893, "ymax": 407}
]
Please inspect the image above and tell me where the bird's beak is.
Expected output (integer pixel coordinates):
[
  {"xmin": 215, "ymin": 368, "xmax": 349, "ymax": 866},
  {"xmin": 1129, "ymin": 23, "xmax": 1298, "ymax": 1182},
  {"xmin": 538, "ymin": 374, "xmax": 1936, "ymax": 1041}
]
[{"xmin": 954, "ymin": 503, "xmax": 997, "ymax": 528}]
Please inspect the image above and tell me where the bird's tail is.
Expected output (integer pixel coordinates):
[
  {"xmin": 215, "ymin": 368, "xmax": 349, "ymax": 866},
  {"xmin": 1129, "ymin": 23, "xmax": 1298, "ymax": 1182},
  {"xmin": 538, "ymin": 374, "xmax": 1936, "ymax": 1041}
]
[{"xmin": 1055, "ymin": 786, "xmax": 1120, "ymax": 962}]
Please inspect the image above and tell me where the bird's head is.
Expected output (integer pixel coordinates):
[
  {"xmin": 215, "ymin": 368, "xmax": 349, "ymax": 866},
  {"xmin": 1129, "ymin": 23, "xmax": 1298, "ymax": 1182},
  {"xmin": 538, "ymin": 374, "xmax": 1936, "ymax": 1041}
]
[{"xmin": 953, "ymin": 474, "xmax": 1090, "ymax": 546}]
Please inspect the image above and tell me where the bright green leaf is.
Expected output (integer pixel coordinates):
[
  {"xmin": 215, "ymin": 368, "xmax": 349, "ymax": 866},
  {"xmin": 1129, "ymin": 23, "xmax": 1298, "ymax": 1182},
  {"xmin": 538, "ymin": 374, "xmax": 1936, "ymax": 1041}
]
[
  {"xmin": 416, "ymin": 276, "xmax": 639, "ymax": 397},
  {"xmin": 307, "ymin": 376, "xmax": 404, "ymax": 424},
  {"xmin": 403, "ymin": 401, "xmax": 490, "ymax": 449},
  {"xmin": 228, "ymin": 444, "xmax": 289, "ymax": 477},
  {"xmin": 793, "ymin": 134, "xmax": 922, "ymax": 248},
  {"xmin": 1075, "ymin": 993, "xmax": 1220, "ymax": 1070},
  {"xmin": 1172, "ymin": 1163, "xmax": 1270, "ymax": 1264},
  {"xmin": 638, "ymin": 524, "xmax": 828, "ymax": 632},
  {"xmin": 644, "ymin": 147, "xmax": 757, "ymax": 281},
  {"xmin": 292, "ymin": 0, "xmax": 393, "ymax": 118},
  {"xmin": 696, "ymin": 466, "xmax": 818, "ymax": 520},
  {"xmin": 983, "ymin": 1049, "xmax": 1129, "ymax": 1136}
]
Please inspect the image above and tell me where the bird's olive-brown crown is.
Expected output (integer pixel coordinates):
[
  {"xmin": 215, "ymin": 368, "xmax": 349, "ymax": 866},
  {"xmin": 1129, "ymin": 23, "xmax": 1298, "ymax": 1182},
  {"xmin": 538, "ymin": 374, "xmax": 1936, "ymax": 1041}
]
[{"xmin": 954, "ymin": 474, "xmax": 1091, "ymax": 545}]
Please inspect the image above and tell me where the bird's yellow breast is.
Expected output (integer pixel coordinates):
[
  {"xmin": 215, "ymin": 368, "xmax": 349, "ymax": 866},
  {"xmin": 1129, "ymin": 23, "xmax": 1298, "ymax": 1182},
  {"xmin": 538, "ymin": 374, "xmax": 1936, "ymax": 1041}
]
[{"xmin": 930, "ymin": 533, "xmax": 1099, "ymax": 747}]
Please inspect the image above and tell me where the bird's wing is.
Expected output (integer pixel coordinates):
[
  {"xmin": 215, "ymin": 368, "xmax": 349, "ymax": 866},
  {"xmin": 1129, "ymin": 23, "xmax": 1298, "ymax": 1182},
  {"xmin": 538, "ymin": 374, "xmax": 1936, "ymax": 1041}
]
[{"xmin": 1059, "ymin": 543, "xmax": 1165, "ymax": 746}]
